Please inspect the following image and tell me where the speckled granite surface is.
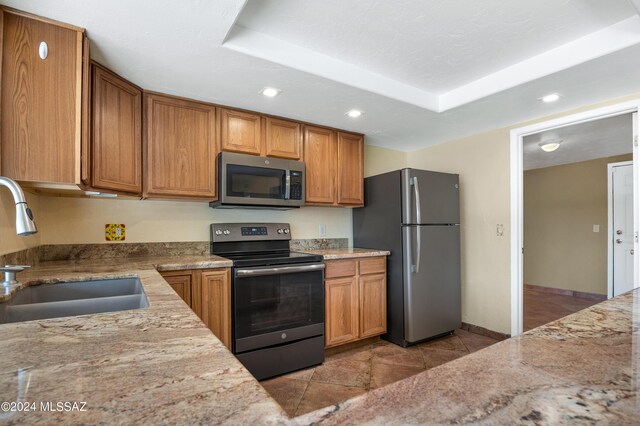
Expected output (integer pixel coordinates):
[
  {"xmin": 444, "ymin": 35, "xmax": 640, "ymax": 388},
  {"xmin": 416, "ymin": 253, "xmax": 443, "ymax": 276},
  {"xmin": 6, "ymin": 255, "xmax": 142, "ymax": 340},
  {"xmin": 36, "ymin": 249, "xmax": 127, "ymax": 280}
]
[
  {"xmin": 301, "ymin": 248, "xmax": 390, "ymax": 259},
  {"xmin": 1, "ymin": 254, "xmax": 638, "ymax": 424}
]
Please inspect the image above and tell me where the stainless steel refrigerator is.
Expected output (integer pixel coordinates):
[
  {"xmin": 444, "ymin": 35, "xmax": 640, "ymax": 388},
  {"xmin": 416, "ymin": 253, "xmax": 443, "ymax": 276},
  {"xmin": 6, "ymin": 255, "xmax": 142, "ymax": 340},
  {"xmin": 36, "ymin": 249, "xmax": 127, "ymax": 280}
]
[{"xmin": 353, "ymin": 168, "xmax": 461, "ymax": 347}]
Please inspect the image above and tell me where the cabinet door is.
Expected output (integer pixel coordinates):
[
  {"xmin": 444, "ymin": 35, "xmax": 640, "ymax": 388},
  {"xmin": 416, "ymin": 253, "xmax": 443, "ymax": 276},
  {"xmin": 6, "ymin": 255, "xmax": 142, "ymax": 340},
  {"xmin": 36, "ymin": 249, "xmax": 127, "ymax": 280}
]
[
  {"xmin": 1, "ymin": 10, "xmax": 84, "ymax": 184},
  {"xmin": 163, "ymin": 273, "xmax": 192, "ymax": 307},
  {"xmin": 337, "ymin": 132, "xmax": 364, "ymax": 206},
  {"xmin": 325, "ymin": 276, "xmax": 359, "ymax": 347},
  {"xmin": 143, "ymin": 93, "xmax": 217, "ymax": 199},
  {"xmin": 359, "ymin": 273, "xmax": 387, "ymax": 338},
  {"xmin": 220, "ymin": 108, "xmax": 261, "ymax": 155},
  {"xmin": 264, "ymin": 117, "xmax": 302, "ymax": 160},
  {"xmin": 195, "ymin": 269, "xmax": 232, "ymax": 350},
  {"xmin": 304, "ymin": 125, "xmax": 336, "ymax": 205},
  {"xmin": 91, "ymin": 64, "xmax": 142, "ymax": 194}
]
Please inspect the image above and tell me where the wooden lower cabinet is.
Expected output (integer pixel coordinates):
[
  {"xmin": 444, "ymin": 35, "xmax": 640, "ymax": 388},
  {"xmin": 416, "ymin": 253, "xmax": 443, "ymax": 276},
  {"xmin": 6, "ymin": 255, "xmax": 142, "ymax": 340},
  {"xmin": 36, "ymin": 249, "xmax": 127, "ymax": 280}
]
[
  {"xmin": 324, "ymin": 257, "xmax": 387, "ymax": 348},
  {"xmin": 160, "ymin": 268, "xmax": 231, "ymax": 349},
  {"xmin": 325, "ymin": 276, "xmax": 359, "ymax": 347}
]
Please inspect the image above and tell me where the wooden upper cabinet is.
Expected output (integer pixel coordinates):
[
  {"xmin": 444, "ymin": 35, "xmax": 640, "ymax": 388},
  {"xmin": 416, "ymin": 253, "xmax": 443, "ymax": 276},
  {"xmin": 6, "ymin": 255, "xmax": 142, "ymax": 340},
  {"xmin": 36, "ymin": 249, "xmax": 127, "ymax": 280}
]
[
  {"xmin": 264, "ymin": 117, "xmax": 302, "ymax": 160},
  {"xmin": 220, "ymin": 108, "xmax": 261, "ymax": 155},
  {"xmin": 1, "ymin": 9, "xmax": 86, "ymax": 184},
  {"xmin": 143, "ymin": 93, "xmax": 218, "ymax": 200},
  {"xmin": 304, "ymin": 125, "xmax": 336, "ymax": 205},
  {"xmin": 91, "ymin": 63, "xmax": 142, "ymax": 194},
  {"xmin": 337, "ymin": 132, "xmax": 364, "ymax": 206}
]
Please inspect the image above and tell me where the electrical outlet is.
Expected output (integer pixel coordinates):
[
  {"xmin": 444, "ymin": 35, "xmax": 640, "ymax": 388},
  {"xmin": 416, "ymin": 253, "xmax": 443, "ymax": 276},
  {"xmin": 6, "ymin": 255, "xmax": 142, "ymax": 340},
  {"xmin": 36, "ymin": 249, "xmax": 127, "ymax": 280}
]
[
  {"xmin": 105, "ymin": 224, "xmax": 126, "ymax": 241},
  {"xmin": 593, "ymin": 224, "xmax": 600, "ymax": 233},
  {"xmin": 496, "ymin": 224, "xmax": 504, "ymax": 237},
  {"xmin": 319, "ymin": 224, "xmax": 326, "ymax": 237}
]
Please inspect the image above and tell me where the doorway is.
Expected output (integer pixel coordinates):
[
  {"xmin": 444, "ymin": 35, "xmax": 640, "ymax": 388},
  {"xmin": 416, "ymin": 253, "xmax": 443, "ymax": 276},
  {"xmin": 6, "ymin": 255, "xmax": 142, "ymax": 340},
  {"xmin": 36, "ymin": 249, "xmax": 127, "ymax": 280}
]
[
  {"xmin": 608, "ymin": 161, "xmax": 635, "ymax": 298},
  {"xmin": 510, "ymin": 101, "xmax": 640, "ymax": 336}
]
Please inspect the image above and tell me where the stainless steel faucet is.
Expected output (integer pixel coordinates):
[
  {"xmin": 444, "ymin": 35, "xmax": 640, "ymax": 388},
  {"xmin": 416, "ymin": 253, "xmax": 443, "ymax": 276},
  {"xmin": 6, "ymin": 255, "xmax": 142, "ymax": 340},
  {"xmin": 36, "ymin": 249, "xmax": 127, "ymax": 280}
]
[
  {"xmin": 0, "ymin": 177, "xmax": 37, "ymax": 292},
  {"xmin": 0, "ymin": 176, "xmax": 37, "ymax": 236}
]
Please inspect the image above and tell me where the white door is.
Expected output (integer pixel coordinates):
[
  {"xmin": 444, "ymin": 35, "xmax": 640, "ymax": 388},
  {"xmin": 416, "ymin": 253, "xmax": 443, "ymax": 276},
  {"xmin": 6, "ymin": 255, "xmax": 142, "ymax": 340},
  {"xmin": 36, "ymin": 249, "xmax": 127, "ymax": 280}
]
[{"xmin": 611, "ymin": 163, "xmax": 634, "ymax": 297}]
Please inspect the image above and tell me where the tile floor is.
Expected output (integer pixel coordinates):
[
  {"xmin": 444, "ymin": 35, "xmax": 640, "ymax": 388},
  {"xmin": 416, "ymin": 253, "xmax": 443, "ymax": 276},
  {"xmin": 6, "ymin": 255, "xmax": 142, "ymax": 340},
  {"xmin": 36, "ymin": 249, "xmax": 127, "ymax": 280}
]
[
  {"xmin": 260, "ymin": 329, "xmax": 500, "ymax": 417},
  {"xmin": 523, "ymin": 285, "xmax": 602, "ymax": 331}
]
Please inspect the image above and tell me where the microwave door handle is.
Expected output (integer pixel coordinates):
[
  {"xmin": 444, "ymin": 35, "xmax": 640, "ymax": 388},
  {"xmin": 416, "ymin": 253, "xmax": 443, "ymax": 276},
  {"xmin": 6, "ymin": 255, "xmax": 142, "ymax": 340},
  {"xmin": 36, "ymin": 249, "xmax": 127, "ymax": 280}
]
[{"xmin": 285, "ymin": 170, "xmax": 291, "ymax": 199}]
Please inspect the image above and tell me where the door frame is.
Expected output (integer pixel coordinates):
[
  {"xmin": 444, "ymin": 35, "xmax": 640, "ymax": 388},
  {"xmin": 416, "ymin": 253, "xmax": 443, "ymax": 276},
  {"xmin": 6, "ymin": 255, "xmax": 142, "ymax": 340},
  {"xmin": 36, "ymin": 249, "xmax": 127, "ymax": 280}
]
[
  {"xmin": 509, "ymin": 100, "xmax": 640, "ymax": 336},
  {"xmin": 607, "ymin": 160, "xmax": 634, "ymax": 298}
]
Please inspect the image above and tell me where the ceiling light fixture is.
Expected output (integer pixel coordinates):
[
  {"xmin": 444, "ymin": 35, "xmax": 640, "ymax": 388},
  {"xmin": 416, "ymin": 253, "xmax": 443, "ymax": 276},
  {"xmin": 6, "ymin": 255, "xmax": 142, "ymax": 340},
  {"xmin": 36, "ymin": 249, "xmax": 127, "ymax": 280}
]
[
  {"xmin": 260, "ymin": 87, "xmax": 281, "ymax": 97},
  {"xmin": 540, "ymin": 93, "xmax": 560, "ymax": 103},
  {"xmin": 538, "ymin": 139, "xmax": 562, "ymax": 152},
  {"xmin": 346, "ymin": 109, "xmax": 364, "ymax": 118}
]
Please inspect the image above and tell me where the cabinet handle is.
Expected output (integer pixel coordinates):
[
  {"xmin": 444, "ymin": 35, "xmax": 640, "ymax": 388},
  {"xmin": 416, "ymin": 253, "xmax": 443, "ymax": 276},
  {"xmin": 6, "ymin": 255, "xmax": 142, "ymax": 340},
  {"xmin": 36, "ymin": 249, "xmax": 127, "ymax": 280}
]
[{"xmin": 39, "ymin": 41, "xmax": 48, "ymax": 60}]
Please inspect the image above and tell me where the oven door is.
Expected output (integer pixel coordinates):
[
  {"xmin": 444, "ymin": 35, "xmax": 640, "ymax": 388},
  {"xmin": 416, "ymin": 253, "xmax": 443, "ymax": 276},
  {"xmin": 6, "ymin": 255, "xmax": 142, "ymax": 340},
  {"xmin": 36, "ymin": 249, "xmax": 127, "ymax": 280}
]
[{"xmin": 233, "ymin": 263, "xmax": 325, "ymax": 353}]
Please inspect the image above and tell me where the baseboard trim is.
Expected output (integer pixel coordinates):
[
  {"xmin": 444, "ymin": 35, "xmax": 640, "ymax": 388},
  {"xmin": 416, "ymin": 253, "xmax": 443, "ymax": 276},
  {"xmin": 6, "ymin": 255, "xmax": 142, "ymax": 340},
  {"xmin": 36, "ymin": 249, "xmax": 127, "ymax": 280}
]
[
  {"xmin": 525, "ymin": 284, "xmax": 606, "ymax": 301},
  {"xmin": 461, "ymin": 322, "xmax": 510, "ymax": 341},
  {"xmin": 325, "ymin": 336, "xmax": 380, "ymax": 357}
]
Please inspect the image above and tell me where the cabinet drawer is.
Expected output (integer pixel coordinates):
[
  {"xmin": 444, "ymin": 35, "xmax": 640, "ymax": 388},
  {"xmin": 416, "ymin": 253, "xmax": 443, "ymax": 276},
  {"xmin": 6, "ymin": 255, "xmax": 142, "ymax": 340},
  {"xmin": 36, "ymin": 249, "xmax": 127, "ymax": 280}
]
[
  {"xmin": 359, "ymin": 257, "xmax": 386, "ymax": 275},
  {"xmin": 325, "ymin": 260, "xmax": 356, "ymax": 279}
]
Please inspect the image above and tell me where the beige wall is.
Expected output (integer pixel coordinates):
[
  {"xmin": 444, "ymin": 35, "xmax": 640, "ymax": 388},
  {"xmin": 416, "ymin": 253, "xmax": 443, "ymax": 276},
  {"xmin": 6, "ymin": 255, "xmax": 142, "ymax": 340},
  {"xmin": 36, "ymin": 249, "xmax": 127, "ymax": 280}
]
[
  {"xmin": 407, "ymin": 129, "xmax": 512, "ymax": 333},
  {"xmin": 37, "ymin": 196, "xmax": 353, "ymax": 245},
  {"xmin": 364, "ymin": 145, "xmax": 407, "ymax": 177},
  {"xmin": 524, "ymin": 155, "xmax": 632, "ymax": 295},
  {"xmin": 0, "ymin": 190, "xmax": 40, "ymax": 255}
]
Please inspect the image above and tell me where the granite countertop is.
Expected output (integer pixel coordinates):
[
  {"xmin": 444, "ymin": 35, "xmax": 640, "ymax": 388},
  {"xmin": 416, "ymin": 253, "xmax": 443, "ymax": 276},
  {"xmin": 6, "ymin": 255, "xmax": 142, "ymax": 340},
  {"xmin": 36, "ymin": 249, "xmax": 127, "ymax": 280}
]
[
  {"xmin": 1, "ymin": 254, "xmax": 638, "ymax": 424},
  {"xmin": 301, "ymin": 248, "xmax": 390, "ymax": 259}
]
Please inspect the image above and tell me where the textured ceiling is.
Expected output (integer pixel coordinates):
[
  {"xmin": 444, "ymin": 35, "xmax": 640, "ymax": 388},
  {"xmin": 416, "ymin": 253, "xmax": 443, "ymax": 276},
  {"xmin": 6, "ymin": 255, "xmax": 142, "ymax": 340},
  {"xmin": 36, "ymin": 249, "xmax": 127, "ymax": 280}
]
[
  {"xmin": 523, "ymin": 114, "xmax": 633, "ymax": 170},
  {"xmin": 237, "ymin": 0, "xmax": 636, "ymax": 94},
  {"xmin": 2, "ymin": 0, "xmax": 640, "ymax": 152}
]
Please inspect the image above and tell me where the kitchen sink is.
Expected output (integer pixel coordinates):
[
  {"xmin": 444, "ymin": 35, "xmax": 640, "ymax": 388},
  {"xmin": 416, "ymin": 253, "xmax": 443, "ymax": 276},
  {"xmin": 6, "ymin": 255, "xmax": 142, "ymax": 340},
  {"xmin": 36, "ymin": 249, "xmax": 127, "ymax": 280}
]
[{"xmin": 0, "ymin": 278, "xmax": 149, "ymax": 324}]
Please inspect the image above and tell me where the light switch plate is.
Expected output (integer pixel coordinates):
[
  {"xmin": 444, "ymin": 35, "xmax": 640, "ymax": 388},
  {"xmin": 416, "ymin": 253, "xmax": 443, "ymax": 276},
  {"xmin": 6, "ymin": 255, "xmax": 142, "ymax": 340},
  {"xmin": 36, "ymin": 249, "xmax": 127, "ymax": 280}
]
[
  {"xmin": 319, "ymin": 224, "xmax": 326, "ymax": 237},
  {"xmin": 105, "ymin": 224, "xmax": 126, "ymax": 241},
  {"xmin": 593, "ymin": 224, "xmax": 600, "ymax": 233}
]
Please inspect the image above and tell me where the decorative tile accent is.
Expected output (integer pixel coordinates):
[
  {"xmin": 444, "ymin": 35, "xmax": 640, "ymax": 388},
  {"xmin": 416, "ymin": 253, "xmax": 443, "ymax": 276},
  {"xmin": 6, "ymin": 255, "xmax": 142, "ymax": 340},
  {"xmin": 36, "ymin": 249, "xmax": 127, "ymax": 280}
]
[{"xmin": 289, "ymin": 238, "xmax": 349, "ymax": 251}]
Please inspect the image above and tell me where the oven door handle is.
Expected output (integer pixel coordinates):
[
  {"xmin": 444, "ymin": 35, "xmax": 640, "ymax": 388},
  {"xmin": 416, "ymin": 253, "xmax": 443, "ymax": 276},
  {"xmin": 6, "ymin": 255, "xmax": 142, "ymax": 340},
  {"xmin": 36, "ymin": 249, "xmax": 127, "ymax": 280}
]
[{"xmin": 235, "ymin": 263, "xmax": 325, "ymax": 277}]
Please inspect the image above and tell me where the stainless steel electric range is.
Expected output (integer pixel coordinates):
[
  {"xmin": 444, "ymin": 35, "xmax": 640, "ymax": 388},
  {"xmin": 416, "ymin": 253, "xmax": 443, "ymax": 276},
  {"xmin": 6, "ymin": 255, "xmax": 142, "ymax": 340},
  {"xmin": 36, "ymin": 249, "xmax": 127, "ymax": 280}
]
[{"xmin": 210, "ymin": 223, "xmax": 325, "ymax": 380}]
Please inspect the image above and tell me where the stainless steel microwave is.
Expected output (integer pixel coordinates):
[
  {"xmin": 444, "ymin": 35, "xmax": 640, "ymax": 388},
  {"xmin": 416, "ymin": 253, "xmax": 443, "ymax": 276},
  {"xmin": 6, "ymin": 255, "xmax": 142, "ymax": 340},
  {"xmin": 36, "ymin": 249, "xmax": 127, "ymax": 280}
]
[{"xmin": 210, "ymin": 152, "xmax": 305, "ymax": 209}]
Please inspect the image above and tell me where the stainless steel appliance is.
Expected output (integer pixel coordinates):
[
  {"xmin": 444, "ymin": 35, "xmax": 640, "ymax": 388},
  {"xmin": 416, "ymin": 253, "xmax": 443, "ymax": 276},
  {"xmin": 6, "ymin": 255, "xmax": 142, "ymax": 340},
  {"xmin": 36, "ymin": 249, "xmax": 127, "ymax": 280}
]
[
  {"xmin": 211, "ymin": 223, "xmax": 325, "ymax": 380},
  {"xmin": 210, "ymin": 152, "xmax": 305, "ymax": 209},
  {"xmin": 353, "ymin": 169, "xmax": 461, "ymax": 347}
]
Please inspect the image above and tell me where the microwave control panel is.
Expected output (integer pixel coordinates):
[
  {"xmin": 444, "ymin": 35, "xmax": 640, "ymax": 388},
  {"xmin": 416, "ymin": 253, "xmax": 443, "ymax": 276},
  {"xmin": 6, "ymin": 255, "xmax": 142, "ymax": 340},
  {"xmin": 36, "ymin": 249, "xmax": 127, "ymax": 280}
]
[{"xmin": 290, "ymin": 171, "xmax": 303, "ymax": 200}]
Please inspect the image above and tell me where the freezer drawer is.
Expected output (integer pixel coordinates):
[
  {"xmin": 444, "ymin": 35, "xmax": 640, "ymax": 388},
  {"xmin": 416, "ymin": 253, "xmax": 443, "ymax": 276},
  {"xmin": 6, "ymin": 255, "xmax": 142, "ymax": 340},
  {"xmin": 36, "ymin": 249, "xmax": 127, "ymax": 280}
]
[{"xmin": 403, "ymin": 225, "xmax": 461, "ymax": 343}]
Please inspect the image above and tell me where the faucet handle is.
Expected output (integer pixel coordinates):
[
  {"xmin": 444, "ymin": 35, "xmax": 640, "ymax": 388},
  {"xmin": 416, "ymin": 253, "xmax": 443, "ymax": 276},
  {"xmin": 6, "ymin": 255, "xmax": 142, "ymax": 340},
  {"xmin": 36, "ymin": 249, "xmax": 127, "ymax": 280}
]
[
  {"xmin": 1, "ymin": 265, "xmax": 31, "ymax": 272},
  {"xmin": 1, "ymin": 265, "xmax": 30, "ymax": 287}
]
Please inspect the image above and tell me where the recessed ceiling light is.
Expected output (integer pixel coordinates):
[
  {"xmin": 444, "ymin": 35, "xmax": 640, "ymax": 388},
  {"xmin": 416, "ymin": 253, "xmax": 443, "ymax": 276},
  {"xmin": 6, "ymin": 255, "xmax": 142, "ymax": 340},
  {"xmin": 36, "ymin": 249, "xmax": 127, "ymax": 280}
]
[
  {"xmin": 346, "ymin": 109, "xmax": 364, "ymax": 118},
  {"xmin": 540, "ymin": 93, "xmax": 560, "ymax": 103},
  {"xmin": 260, "ymin": 87, "xmax": 281, "ymax": 97},
  {"xmin": 538, "ymin": 139, "xmax": 562, "ymax": 152}
]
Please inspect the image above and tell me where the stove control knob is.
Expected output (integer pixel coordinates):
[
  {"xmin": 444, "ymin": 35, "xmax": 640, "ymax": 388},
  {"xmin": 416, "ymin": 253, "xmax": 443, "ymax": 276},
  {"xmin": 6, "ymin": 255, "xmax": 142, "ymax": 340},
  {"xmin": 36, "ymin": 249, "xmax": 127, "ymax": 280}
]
[
  {"xmin": 223, "ymin": 229, "xmax": 230, "ymax": 235},
  {"xmin": 277, "ymin": 229, "xmax": 283, "ymax": 234},
  {"xmin": 283, "ymin": 229, "xmax": 289, "ymax": 234},
  {"xmin": 215, "ymin": 230, "xmax": 222, "ymax": 236}
]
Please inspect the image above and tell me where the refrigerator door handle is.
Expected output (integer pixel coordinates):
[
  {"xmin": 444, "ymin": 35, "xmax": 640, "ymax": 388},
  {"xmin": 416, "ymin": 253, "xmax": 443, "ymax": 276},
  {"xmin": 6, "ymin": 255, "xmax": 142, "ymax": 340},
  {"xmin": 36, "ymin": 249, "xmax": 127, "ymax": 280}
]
[
  {"xmin": 415, "ymin": 225, "xmax": 421, "ymax": 273},
  {"xmin": 411, "ymin": 176, "xmax": 422, "ymax": 273},
  {"xmin": 411, "ymin": 177, "xmax": 422, "ymax": 224}
]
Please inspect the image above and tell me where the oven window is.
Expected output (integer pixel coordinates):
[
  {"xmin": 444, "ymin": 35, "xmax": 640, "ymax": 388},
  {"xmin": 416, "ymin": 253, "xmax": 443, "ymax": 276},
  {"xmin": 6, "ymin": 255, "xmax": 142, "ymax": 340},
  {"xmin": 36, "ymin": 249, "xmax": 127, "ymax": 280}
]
[
  {"xmin": 234, "ymin": 270, "xmax": 324, "ymax": 339},
  {"xmin": 226, "ymin": 164, "xmax": 286, "ymax": 199}
]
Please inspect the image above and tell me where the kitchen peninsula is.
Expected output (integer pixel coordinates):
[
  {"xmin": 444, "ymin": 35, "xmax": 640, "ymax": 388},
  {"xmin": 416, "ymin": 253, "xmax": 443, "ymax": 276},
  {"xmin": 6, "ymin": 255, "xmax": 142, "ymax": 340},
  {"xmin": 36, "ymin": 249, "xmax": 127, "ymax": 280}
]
[{"xmin": 0, "ymin": 250, "xmax": 637, "ymax": 424}]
